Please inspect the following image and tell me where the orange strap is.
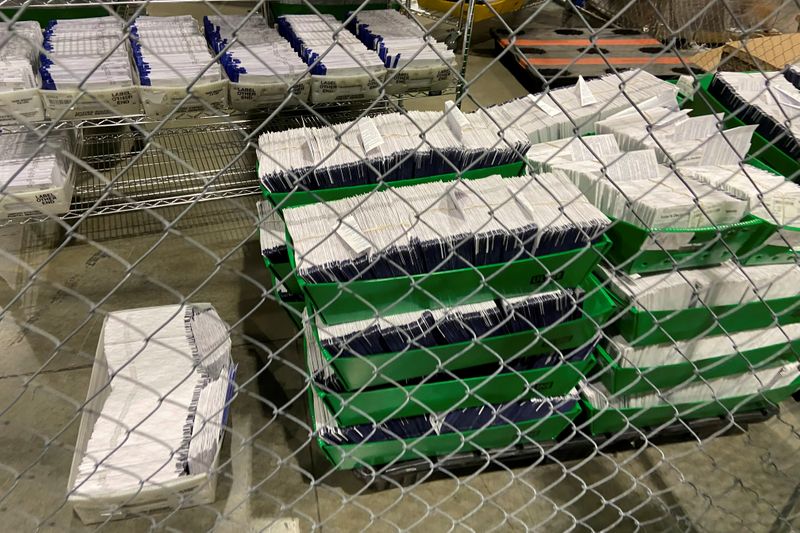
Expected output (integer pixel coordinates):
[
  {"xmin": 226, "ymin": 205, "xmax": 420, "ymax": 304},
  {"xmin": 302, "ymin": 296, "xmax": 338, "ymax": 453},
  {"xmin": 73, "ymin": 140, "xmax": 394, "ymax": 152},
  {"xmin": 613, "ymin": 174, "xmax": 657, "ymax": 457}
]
[
  {"xmin": 522, "ymin": 56, "xmax": 682, "ymax": 66},
  {"xmin": 499, "ymin": 38, "xmax": 661, "ymax": 47}
]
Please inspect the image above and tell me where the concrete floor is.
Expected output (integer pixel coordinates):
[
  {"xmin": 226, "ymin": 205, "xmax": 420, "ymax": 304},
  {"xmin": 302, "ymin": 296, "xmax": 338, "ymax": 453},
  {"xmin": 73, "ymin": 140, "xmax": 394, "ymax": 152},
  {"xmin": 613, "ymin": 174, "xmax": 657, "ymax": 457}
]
[{"xmin": 2, "ymin": 4, "xmax": 800, "ymax": 533}]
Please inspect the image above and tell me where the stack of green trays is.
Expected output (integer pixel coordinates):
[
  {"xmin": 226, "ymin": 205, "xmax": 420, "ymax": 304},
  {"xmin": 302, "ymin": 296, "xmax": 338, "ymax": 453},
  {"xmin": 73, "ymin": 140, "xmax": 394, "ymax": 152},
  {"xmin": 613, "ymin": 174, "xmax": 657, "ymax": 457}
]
[
  {"xmin": 586, "ymin": 268, "xmax": 800, "ymax": 434},
  {"xmin": 310, "ymin": 388, "xmax": 583, "ymax": 470},
  {"xmin": 581, "ymin": 372, "xmax": 800, "ymax": 435},
  {"xmin": 305, "ymin": 275, "xmax": 604, "ymax": 468},
  {"xmin": 605, "ymin": 217, "xmax": 763, "ymax": 275},
  {"xmin": 266, "ymin": 160, "xmax": 620, "ymax": 467}
]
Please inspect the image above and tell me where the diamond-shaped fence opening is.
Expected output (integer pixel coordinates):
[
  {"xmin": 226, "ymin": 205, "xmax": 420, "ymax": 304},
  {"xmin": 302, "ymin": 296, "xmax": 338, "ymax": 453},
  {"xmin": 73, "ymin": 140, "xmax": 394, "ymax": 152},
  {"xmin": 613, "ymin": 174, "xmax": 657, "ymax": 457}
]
[{"xmin": 1, "ymin": 0, "xmax": 800, "ymax": 531}]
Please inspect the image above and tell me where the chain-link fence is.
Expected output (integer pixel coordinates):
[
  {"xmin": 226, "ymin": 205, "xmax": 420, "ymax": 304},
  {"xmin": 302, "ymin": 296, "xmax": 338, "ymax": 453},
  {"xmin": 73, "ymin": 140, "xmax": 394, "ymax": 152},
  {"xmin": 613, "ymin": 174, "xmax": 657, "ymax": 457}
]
[{"xmin": 2, "ymin": 0, "xmax": 800, "ymax": 531}]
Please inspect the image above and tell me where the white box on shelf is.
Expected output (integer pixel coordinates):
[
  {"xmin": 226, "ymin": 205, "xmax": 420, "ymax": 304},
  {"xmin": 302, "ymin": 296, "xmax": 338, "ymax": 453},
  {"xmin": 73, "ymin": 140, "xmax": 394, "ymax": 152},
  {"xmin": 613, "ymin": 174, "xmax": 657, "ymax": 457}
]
[
  {"xmin": 139, "ymin": 79, "xmax": 228, "ymax": 119},
  {"xmin": 0, "ymin": 159, "xmax": 75, "ymax": 219},
  {"xmin": 41, "ymin": 86, "xmax": 142, "ymax": 120},
  {"xmin": 310, "ymin": 67, "xmax": 386, "ymax": 104},
  {"xmin": 228, "ymin": 76, "xmax": 311, "ymax": 112},
  {"xmin": 0, "ymin": 87, "xmax": 45, "ymax": 123}
]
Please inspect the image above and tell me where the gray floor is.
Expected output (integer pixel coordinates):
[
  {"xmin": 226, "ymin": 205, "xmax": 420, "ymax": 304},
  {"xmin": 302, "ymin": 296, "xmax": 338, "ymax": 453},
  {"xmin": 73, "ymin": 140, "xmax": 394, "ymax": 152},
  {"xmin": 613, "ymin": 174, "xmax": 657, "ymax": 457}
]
[{"xmin": 3, "ymin": 10, "xmax": 800, "ymax": 533}]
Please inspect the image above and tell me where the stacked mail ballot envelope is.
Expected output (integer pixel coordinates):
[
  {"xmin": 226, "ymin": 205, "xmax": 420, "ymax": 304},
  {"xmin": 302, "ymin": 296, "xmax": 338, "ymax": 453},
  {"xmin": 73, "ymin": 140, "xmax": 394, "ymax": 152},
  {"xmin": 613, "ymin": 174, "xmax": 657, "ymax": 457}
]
[
  {"xmin": 0, "ymin": 21, "xmax": 43, "ymax": 101},
  {"xmin": 0, "ymin": 59, "xmax": 38, "ymax": 92},
  {"xmin": 0, "ymin": 131, "xmax": 75, "ymax": 218},
  {"xmin": 282, "ymin": 173, "xmax": 609, "ymax": 283},
  {"xmin": 258, "ymin": 108, "xmax": 530, "ymax": 194},
  {"xmin": 277, "ymin": 13, "xmax": 386, "ymax": 103},
  {"xmin": 528, "ymin": 136, "xmax": 748, "ymax": 230},
  {"xmin": 204, "ymin": 14, "xmax": 310, "ymax": 109},
  {"xmin": 68, "ymin": 304, "xmax": 236, "ymax": 523},
  {"xmin": 0, "ymin": 55, "xmax": 44, "ymax": 122},
  {"xmin": 40, "ymin": 16, "xmax": 140, "ymax": 118},
  {"xmin": 130, "ymin": 15, "xmax": 225, "ymax": 117},
  {"xmin": 348, "ymin": 9, "xmax": 455, "ymax": 94},
  {"xmin": 583, "ymin": 361, "xmax": 800, "ymax": 411},
  {"xmin": 486, "ymin": 70, "xmax": 679, "ymax": 144},
  {"xmin": 595, "ymin": 107, "xmax": 758, "ymax": 166},
  {"xmin": 0, "ymin": 21, "xmax": 42, "ymax": 64},
  {"xmin": 710, "ymin": 71, "xmax": 800, "ymax": 160}
]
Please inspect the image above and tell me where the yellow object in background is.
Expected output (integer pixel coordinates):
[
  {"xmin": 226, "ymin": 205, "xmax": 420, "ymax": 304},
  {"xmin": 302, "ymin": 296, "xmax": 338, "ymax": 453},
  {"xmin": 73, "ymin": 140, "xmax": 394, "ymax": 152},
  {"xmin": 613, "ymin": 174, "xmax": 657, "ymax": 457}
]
[{"xmin": 417, "ymin": 0, "xmax": 527, "ymax": 24}]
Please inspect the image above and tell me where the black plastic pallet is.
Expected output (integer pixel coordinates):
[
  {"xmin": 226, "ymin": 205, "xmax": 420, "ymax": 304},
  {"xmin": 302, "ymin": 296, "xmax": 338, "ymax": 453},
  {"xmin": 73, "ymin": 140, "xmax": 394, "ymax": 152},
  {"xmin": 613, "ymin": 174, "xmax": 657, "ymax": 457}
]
[
  {"xmin": 493, "ymin": 27, "xmax": 701, "ymax": 92},
  {"xmin": 353, "ymin": 405, "xmax": 779, "ymax": 490}
]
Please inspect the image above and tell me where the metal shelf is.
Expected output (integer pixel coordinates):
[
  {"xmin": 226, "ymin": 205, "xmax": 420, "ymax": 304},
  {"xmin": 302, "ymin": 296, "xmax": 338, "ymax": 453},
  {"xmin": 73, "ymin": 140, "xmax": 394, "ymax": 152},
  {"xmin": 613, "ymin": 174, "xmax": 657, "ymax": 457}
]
[
  {"xmin": 0, "ymin": 0, "xmax": 249, "ymax": 6},
  {"xmin": 1, "ymin": 122, "xmax": 259, "ymax": 227},
  {"xmin": 0, "ymin": 87, "xmax": 458, "ymax": 227},
  {"xmin": 72, "ymin": 122, "xmax": 258, "ymax": 214},
  {"xmin": 0, "ymin": 88, "xmax": 455, "ymax": 134}
]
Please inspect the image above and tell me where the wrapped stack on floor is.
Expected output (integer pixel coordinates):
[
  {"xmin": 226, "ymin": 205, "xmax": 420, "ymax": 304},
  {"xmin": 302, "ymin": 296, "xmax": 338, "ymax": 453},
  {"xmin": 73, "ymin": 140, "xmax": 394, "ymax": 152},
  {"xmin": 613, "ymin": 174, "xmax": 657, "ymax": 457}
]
[
  {"xmin": 0, "ymin": 21, "xmax": 45, "ymax": 122},
  {"xmin": 68, "ymin": 304, "xmax": 236, "ymax": 524},
  {"xmin": 130, "ymin": 15, "xmax": 225, "ymax": 117},
  {"xmin": 40, "ymin": 16, "xmax": 140, "ymax": 118},
  {"xmin": 524, "ymin": 91, "xmax": 800, "ymax": 434},
  {"xmin": 203, "ymin": 14, "xmax": 311, "ymax": 110},
  {"xmin": 277, "ymin": 13, "xmax": 387, "ymax": 103},
  {"xmin": 346, "ymin": 9, "xmax": 455, "ymax": 94},
  {"xmin": 273, "ymin": 172, "xmax": 614, "ymax": 469}
]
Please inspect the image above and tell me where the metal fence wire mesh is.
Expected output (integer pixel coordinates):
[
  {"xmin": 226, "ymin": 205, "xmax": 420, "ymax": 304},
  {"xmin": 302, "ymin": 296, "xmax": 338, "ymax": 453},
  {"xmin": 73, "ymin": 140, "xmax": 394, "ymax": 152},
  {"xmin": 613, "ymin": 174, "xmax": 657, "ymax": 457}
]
[{"xmin": 3, "ymin": 0, "xmax": 800, "ymax": 531}]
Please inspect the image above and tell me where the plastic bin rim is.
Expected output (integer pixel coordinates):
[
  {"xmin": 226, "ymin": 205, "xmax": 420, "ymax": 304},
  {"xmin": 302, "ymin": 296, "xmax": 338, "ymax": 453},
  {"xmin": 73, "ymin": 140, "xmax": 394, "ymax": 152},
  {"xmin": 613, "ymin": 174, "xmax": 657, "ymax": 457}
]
[
  {"xmin": 287, "ymin": 232, "xmax": 611, "ymax": 291},
  {"xmin": 307, "ymin": 274, "xmax": 613, "ymax": 362},
  {"xmin": 310, "ymin": 391, "xmax": 583, "ymax": 447},
  {"xmin": 312, "ymin": 351, "xmax": 597, "ymax": 404}
]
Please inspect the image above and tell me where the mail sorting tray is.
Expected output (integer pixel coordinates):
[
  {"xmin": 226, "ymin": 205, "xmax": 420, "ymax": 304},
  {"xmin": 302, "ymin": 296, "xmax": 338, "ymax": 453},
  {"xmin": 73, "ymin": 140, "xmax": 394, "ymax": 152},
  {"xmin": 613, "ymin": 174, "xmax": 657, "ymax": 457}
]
[
  {"xmin": 306, "ymin": 275, "xmax": 613, "ymax": 390},
  {"xmin": 311, "ymin": 388, "xmax": 582, "ymax": 470},
  {"xmin": 581, "ymin": 373, "xmax": 800, "ymax": 435},
  {"xmin": 607, "ymin": 286, "xmax": 800, "ymax": 347},
  {"xmin": 737, "ymin": 216, "xmax": 800, "ymax": 266},
  {"xmin": 689, "ymin": 73, "xmax": 800, "ymax": 180},
  {"xmin": 604, "ymin": 216, "xmax": 763, "ymax": 275},
  {"xmin": 263, "ymin": 253, "xmax": 301, "ymax": 295},
  {"xmin": 271, "ymin": 275, "xmax": 305, "ymax": 329},
  {"xmin": 310, "ymin": 335, "xmax": 598, "ymax": 425},
  {"xmin": 291, "ymin": 231, "xmax": 611, "ymax": 325},
  {"xmin": 689, "ymin": 158, "xmax": 800, "ymax": 266},
  {"xmin": 595, "ymin": 344, "xmax": 800, "ymax": 396},
  {"xmin": 262, "ymin": 161, "xmax": 526, "ymax": 209}
]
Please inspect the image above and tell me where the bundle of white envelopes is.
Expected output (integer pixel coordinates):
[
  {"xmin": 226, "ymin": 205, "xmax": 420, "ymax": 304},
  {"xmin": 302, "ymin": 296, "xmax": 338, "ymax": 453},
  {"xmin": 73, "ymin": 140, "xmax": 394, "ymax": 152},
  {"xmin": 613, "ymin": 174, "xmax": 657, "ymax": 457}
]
[
  {"xmin": 204, "ymin": 13, "xmax": 311, "ymax": 108},
  {"xmin": 348, "ymin": 9, "xmax": 455, "ymax": 93},
  {"xmin": 277, "ymin": 13, "xmax": 387, "ymax": 103},
  {"xmin": 71, "ymin": 304, "xmax": 235, "ymax": 503},
  {"xmin": 41, "ymin": 17, "xmax": 134, "ymax": 92},
  {"xmin": 0, "ymin": 131, "xmax": 75, "ymax": 217}
]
